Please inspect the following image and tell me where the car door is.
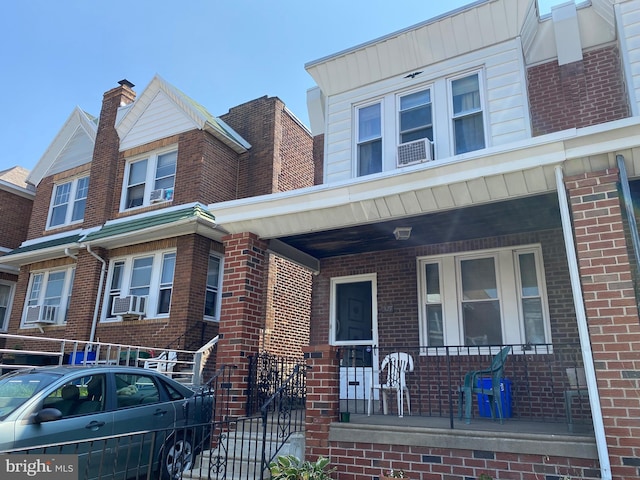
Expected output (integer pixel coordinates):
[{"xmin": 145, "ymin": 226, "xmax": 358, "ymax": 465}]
[
  {"xmin": 12, "ymin": 373, "xmax": 113, "ymax": 479},
  {"xmin": 110, "ymin": 371, "xmax": 178, "ymax": 478}
]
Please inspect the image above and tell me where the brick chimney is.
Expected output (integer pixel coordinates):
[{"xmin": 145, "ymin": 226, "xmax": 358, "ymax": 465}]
[{"xmin": 83, "ymin": 80, "xmax": 136, "ymax": 228}]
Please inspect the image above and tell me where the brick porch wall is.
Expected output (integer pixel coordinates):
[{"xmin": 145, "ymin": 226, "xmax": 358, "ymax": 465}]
[{"xmin": 565, "ymin": 168, "xmax": 640, "ymax": 479}]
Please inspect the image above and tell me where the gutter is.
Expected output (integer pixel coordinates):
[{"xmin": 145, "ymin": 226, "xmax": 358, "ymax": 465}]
[{"xmin": 554, "ymin": 165, "xmax": 612, "ymax": 480}]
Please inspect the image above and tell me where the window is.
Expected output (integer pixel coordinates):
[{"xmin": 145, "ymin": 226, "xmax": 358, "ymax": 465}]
[
  {"xmin": 451, "ymin": 72, "xmax": 485, "ymax": 155},
  {"xmin": 356, "ymin": 103, "xmax": 382, "ymax": 176},
  {"xmin": 103, "ymin": 250, "xmax": 176, "ymax": 320},
  {"xmin": 47, "ymin": 176, "xmax": 89, "ymax": 228},
  {"xmin": 0, "ymin": 282, "xmax": 15, "ymax": 331},
  {"xmin": 22, "ymin": 267, "xmax": 75, "ymax": 326},
  {"xmin": 122, "ymin": 149, "xmax": 176, "ymax": 210},
  {"xmin": 204, "ymin": 254, "xmax": 222, "ymax": 320},
  {"xmin": 399, "ymin": 89, "xmax": 433, "ymax": 144},
  {"xmin": 418, "ymin": 246, "xmax": 550, "ymax": 349}
]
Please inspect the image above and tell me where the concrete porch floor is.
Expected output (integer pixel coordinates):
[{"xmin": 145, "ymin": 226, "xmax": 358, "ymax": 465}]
[{"xmin": 330, "ymin": 413, "xmax": 597, "ymax": 460}]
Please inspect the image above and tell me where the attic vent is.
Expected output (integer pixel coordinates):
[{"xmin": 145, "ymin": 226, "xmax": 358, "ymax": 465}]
[{"xmin": 397, "ymin": 138, "xmax": 433, "ymax": 167}]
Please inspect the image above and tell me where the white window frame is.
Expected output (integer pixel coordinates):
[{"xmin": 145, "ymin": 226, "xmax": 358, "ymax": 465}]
[
  {"xmin": 354, "ymin": 101, "xmax": 383, "ymax": 177},
  {"xmin": 329, "ymin": 273, "xmax": 378, "ymax": 347},
  {"xmin": 417, "ymin": 245, "xmax": 551, "ymax": 353},
  {"xmin": 0, "ymin": 281, "xmax": 16, "ymax": 332},
  {"xmin": 397, "ymin": 86, "xmax": 434, "ymax": 145},
  {"xmin": 102, "ymin": 249, "xmax": 176, "ymax": 321},
  {"xmin": 120, "ymin": 146, "xmax": 177, "ymax": 211},
  {"xmin": 203, "ymin": 253, "xmax": 224, "ymax": 322},
  {"xmin": 47, "ymin": 176, "xmax": 89, "ymax": 229},
  {"xmin": 448, "ymin": 70, "xmax": 487, "ymax": 155},
  {"xmin": 21, "ymin": 267, "xmax": 75, "ymax": 327}
]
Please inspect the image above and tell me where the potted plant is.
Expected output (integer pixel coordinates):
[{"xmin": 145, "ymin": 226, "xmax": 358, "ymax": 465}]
[
  {"xmin": 381, "ymin": 468, "xmax": 410, "ymax": 479},
  {"xmin": 269, "ymin": 455, "xmax": 334, "ymax": 480}
]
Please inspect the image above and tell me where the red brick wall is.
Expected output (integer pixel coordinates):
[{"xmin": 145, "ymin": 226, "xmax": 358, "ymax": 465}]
[
  {"xmin": 220, "ymin": 96, "xmax": 314, "ymax": 197},
  {"xmin": 310, "ymin": 230, "xmax": 576, "ymax": 347},
  {"xmin": 528, "ymin": 45, "xmax": 630, "ymax": 136},
  {"xmin": 565, "ymin": 168, "xmax": 640, "ymax": 479},
  {"xmin": 0, "ymin": 189, "xmax": 32, "ymax": 249},
  {"xmin": 84, "ymin": 83, "xmax": 136, "ymax": 228},
  {"xmin": 262, "ymin": 255, "xmax": 311, "ymax": 357}
]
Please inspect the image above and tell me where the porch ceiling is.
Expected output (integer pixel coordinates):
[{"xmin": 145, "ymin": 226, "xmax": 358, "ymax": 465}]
[{"xmin": 276, "ymin": 193, "xmax": 561, "ymax": 258}]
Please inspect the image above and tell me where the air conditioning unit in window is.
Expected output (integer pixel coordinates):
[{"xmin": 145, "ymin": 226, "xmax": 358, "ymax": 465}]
[
  {"xmin": 150, "ymin": 187, "xmax": 174, "ymax": 203},
  {"xmin": 397, "ymin": 138, "xmax": 434, "ymax": 167},
  {"xmin": 111, "ymin": 295, "xmax": 147, "ymax": 318},
  {"xmin": 24, "ymin": 305, "xmax": 58, "ymax": 325}
]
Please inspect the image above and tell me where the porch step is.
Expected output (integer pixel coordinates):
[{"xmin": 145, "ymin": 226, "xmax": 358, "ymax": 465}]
[{"xmin": 183, "ymin": 429, "xmax": 304, "ymax": 480}]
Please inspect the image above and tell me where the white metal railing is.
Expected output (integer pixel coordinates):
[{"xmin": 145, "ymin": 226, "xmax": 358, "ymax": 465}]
[{"xmin": 0, "ymin": 332, "xmax": 217, "ymax": 387}]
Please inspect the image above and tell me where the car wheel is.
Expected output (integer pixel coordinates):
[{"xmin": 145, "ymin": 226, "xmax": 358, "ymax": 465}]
[{"xmin": 161, "ymin": 434, "xmax": 194, "ymax": 480}]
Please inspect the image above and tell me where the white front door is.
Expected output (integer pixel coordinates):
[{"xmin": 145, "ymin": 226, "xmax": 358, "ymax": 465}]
[{"xmin": 331, "ymin": 274, "xmax": 378, "ymax": 401}]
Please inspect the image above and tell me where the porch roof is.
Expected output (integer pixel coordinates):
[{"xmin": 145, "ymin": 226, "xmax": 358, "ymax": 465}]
[
  {"xmin": 82, "ymin": 203, "xmax": 224, "ymax": 249},
  {"xmin": 0, "ymin": 233, "xmax": 83, "ymax": 267},
  {"xmin": 208, "ymin": 117, "xmax": 640, "ymax": 262}
]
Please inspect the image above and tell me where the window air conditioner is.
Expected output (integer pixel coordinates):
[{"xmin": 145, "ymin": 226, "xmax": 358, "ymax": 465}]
[
  {"xmin": 150, "ymin": 187, "xmax": 174, "ymax": 203},
  {"xmin": 24, "ymin": 305, "xmax": 58, "ymax": 324},
  {"xmin": 397, "ymin": 138, "xmax": 434, "ymax": 167},
  {"xmin": 111, "ymin": 295, "xmax": 147, "ymax": 318}
]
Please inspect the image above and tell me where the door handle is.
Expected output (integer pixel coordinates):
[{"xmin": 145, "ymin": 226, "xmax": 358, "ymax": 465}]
[
  {"xmin": 85, "ymin": 421, "xmax": 105, "ymax": 430},
  {"xmin": 154, "ymin": 409, "xmax": 168, "ymax": 416}
]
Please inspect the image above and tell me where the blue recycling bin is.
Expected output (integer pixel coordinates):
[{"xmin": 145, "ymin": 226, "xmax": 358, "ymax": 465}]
[
  {"xmin": 476, "ymin": 377, "xmax": 512, "ymax": 418},
  {"xmin": 68, "ymin": 351, "xmax": 96, "ymax": 365}
]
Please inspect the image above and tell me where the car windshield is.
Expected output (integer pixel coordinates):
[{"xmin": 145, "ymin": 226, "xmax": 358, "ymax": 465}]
[{"xmin": 0, "ymin": 370, "xmax": 61, "ymax": 420}]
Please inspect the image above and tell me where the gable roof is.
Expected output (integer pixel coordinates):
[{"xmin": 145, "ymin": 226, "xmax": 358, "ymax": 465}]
[
  {"xmin": 115, "ymin": 74, "xmax": 250, "ymax": 154},
  {"xmin": 0, "ymin": 166, "xmax": 35, "ymax": 198},
  {"xmin": 27, "ymin": 107, "xmax": 97, "ymax": 186}
]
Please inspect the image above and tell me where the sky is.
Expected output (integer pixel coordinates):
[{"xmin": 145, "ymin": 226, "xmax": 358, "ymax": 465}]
[{"xmin": 1, "ymin": 0, "xmax": 564, "ymax": 173}]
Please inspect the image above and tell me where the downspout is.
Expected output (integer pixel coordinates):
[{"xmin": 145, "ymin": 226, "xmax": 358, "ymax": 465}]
[
  {"xmin": 86, "ymin": 244, "xmax": 107, "ymax": 345},
  {"xmin": 555, "ymin": 165, "xmax": 612, "ymax": 480}
]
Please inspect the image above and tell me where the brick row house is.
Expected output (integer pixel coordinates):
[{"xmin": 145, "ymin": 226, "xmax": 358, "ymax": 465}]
[
  {"xmin": 179, "ymin": 0, "xmax": 638, "ymax": 478},
  {"xmin": 0, "ymin": 76, "xmax": 315, "ymax": 382},
  {"xmin": 0, "ymin": 167, "xmax": 34, "ymax": 333}
]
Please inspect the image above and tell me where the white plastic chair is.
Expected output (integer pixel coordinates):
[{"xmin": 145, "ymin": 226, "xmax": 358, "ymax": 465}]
[
  {"xmin": 368, "ymin": 352, "xmax": 414, "ymax": 418},
  {"xmin": 143, "ymin": 350, "xmax": 178, "ymax": 375}
]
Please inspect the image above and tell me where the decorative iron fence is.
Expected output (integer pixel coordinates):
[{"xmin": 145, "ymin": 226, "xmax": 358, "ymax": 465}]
[
  {"xmin": 246, "ymin": 352, "xmax": 305, "ymax": 416},
  {"xmin": 338, "ymin": 343, "xmax": 592, "ymax": 431}
]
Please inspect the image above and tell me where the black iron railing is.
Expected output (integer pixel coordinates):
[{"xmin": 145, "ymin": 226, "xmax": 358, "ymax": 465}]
[{"xmin": 337, "ymin": 343, "xmax": 591, "ymax": 430}]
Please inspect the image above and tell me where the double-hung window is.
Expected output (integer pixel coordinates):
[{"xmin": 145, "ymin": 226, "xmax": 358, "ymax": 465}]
[
  {"xmin": 204, "ymin": 254, "xmax": 223, "ymax": 320},
  {"xmin": 418, "ymin": 245, "xmax": 550, "ymax": 350},
  {"xmin": 399, "ymin": 89, "xmax": 433, "ymax": 144},
  {"xmin": 0, "ymin": 282, "xmax": 15, "ymax": 331},
  {"xmin": 356, "ymin": 103, "xmax": 382, "ymax": 176},
  {"xmin": 23, "ymin": 267, "xmax": 75, "ymax": 326},
  {"xmin": 122, "ymin": 148, "xmax": 177, "ymax": 210},
  {"xmin": 48, "ymin": 176, "xmax": 89, "ymax": 229},
  {"xmin": 104, "ymin": 250, "xmax": 176, "ymax": 320},
  {"xmin": 451, "ymin": 72, "xmax": 485, "ymax": 155}
]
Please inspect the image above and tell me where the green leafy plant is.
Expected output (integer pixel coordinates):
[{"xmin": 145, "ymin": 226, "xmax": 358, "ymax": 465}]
[
  {"xmin": 478, "ymin": 474, "xmax": 493, "ymax": 480},
  {"xmin": 269, "ymin": 455, "xmax": 334, "ymax": 480}
]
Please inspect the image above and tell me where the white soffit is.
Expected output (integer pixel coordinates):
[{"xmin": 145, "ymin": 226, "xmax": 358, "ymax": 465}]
[
  {"xmin": 210, "ymin": 118, "xmax": 640, "ymax": 239},
  {"xmin": 305, "ymin": 0, "xmax": 531, "ymax": 96}
]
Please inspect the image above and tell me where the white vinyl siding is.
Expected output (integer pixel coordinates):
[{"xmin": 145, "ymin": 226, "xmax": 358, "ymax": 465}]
[
  {"xmin": 119, "ymin": 91, "xmax": 197, "ymax": 151},
  {"xmin": 619, "ymin": 0, "xmax": 640, "ymax": 115},
  {"xmin": 323, "ymin": 39, "xmax": 529, "ymax": 184}
]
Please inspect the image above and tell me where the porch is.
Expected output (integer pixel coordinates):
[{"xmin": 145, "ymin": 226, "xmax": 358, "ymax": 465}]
[{"xmin": 336, "ymin": 343, "xmax": 593, "ymax": 435}]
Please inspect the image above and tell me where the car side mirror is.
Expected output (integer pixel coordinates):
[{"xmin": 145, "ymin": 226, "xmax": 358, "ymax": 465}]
[{"xmin": 33, "ymin": 408, "xmax": 63, "ymax": 424}]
